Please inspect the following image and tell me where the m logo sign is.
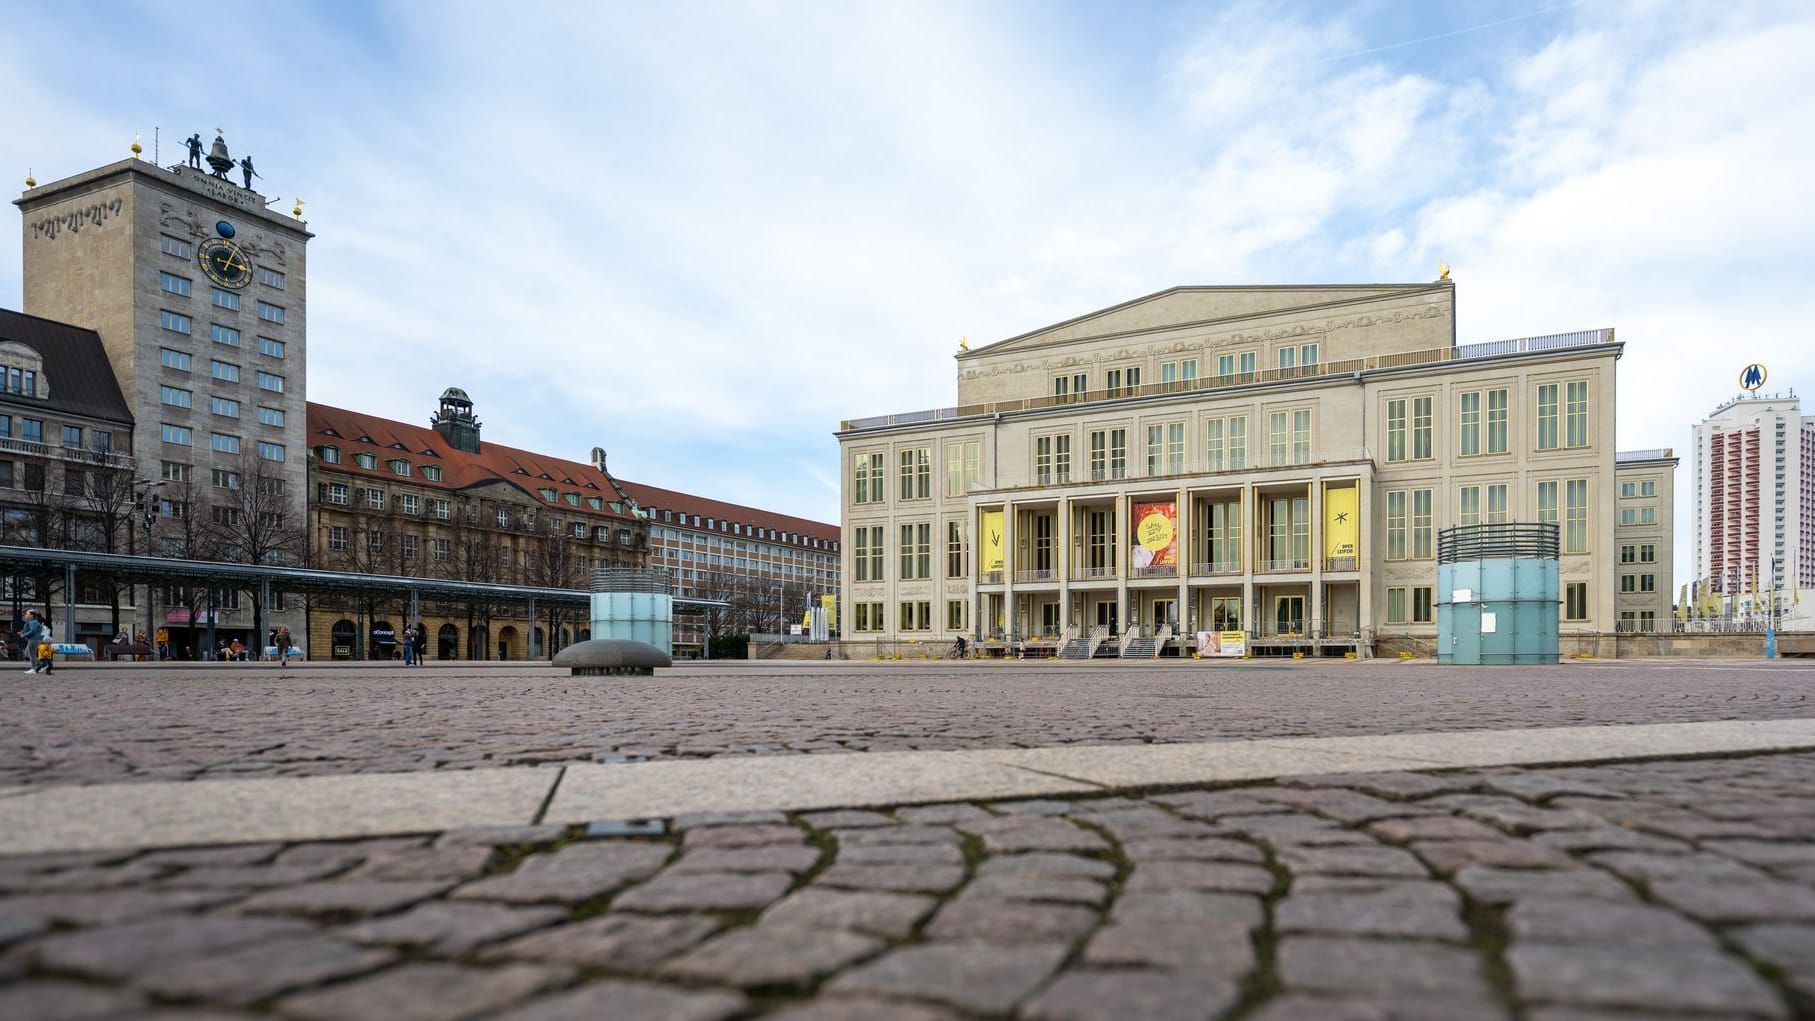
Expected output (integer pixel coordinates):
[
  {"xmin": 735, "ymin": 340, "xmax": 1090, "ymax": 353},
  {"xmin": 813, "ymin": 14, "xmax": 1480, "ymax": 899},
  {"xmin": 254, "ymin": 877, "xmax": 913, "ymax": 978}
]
[{"xmin": 1740, "ymin": 363, "xmax": 1768, "ymax": 391}]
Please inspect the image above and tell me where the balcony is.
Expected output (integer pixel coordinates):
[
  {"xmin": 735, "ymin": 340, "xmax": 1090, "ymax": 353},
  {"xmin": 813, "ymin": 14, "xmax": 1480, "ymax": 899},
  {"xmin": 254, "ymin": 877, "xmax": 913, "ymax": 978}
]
[
  {"xmin": 1324, "ymin": 556, "xmax": 1359, "ymax": 572},
  {"xmin": 1014, "ymin": 568, "xmax": 1058, "ymax": 584},
  {"xmin": 1258, "ymin": 558, "xmax": 1311, "ymax": 573},
  {"xmin": 1131, "ymin": 564, "xmax": 1177, "ymax": 579},
  {"xmin": 980, "ymin": 571, "xmax": 1004, "ymax": 586},
  {"xmin": 1071, "ymin": 565, "xmax": 1117, "ymax": 581},
  {"xmin": 0, "ymin": 437, "xmax": 135, "ymax": 471},
  {"xmin": 1192, "ymin": 560, "xmax": 1242, "ymax": 577}
]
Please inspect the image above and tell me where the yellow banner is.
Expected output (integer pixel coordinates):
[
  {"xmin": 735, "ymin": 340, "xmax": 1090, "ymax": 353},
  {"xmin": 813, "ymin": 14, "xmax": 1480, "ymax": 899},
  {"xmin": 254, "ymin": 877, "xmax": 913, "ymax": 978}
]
[
  {"xmin": 979, "ymin": 510, "xmax": 1005, "ymax": 574},
  {"xmin": 1132, "ymin": 502, "xmax": 1177, "ymax": 568},
  {"xmin": 821, "ymin": 593, "xmax": 837, "ymax": 629},
  {"xmin": 1324, "ymin": 486, "xmax": 1358, "ymax": 560}
]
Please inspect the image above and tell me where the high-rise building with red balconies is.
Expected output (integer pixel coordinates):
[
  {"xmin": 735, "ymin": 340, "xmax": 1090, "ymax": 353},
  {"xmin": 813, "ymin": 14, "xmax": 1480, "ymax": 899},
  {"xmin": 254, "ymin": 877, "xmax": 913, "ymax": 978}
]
[{"xmin": 1693, "ymin": 393, "xmax": 1815, "ymax": 608}]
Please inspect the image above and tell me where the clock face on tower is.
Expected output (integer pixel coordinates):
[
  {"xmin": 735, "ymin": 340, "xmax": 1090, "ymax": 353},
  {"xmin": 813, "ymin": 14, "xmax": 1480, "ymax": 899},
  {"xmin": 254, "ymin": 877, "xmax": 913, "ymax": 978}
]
[{"xmin": 197, "ymin": 237, "xmax": 252, "ymax": 289}]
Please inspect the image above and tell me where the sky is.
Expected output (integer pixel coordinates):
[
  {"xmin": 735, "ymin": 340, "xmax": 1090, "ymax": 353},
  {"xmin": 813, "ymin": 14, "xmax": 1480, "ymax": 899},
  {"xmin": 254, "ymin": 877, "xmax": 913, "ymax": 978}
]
[{"xmin": 3, "ymin": 0, "xmax": 1814, "ymax": 587}]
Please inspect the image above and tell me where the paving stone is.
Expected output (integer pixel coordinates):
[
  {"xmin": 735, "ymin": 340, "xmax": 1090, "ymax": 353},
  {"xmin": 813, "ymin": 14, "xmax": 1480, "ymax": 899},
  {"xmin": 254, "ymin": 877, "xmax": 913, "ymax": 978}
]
[
  {"xmin": 977, "ymin": 852, "xmax": 1117, "ymax": 879},
  {"xmin": 0, "ymin": 888, "xmax": 234, "ymax": 925},
  {"xmin": 895, "ymin": 803, "xmax": 993, "ymax": 824},
  {"xmin": 681, "ymin": 823, "xmax": 806, "ymax": 848},
  {"xmin": 1647, "ymin": 878, "xmax": 1815, "ymax": 924},
  {"xmin": 1478, "ymin": 774, "xmax": 1623, "ymax": 803},
  {"xmin": 157, "ymin": 862, "xmax": 350, "ymax": 889},
  {"xmin": 1704, "ymin": 839, "xmax": 1815, "ymax": 872},
  {"xmin": 481, "ymin": 913, "xmax": 720, "ymax": 971},
  {"xmin": 1506, "ymin": 896, "xmax": 1718, "ymax": 948},
  {"xmin": 273, "ymin": 838, "xmax": 429, "ymax": 869},
  {"xmin": 345, "ymin": 845, "xmax": 496, "ymax": 880},
  {"xmin": 27, "ymin": 914, "xmax": 313, "ymax": 980},
  {"xmin": 1276, "ymin": 844, "xmax": 1429, "ymax": 878},
  {"xmin": 1366, "ymin": 815, "xmax": 1505, "ymax": 843},
  {"xmin": 1279, "ymin": 772, "xmax": 1482, "ymax": 800},
  {"xmin": 1083, "ymin": 920, "xmax": 1256, "ymax": 975},
  {"xmin": 669, "ymin": 844, "xmax": 822, "ymax": 874},
  {"xmin": 673, "ymin": 810, "xmax": 790, "ymax": 830},
  {"xmin": 1216, "ymin": 813, "xmax": 1345, "ymax": 839},
  {"xmin": 816, "ymin": 863, "xmax": 967, "ymax": 894},
  {"xmin": 1276, "ymin": 885, "xmax": 1469, "ymax": 941},
  {"xmin": 834, "ymin": 825, "xmax": 961, "ymax": 847},
  {"xmin": 1728, "ymin": 923, "xmax": 1815, "ymax": 994},
  {"xmin": 1113, "ymin": 889, "xmax": 1263, "ymax": 930},
  {"xmin": 0, "ymin": 913, "xmax": 49, "ymax": 947},
  {"xmin": 764, "ymin": 998, "xmax": 960, "ymax": 1021},
  {"xmin": 101, "ymin": 1010, "xmax": 262, "ymax": 1021},
  {"xmin": 1430, "ymin": 796, "xmax": 1605, "ymax": 835},
  {"xmin": 826, "ymin": 940, "xmax": 1069, "ymax": 1014},
  {"xmin": 1251, "ymin": 788, "xmax": 1433, "ymax": 824},
  {"xmin": 1276, "ymin": 936, "xmax": 1491, "ymax": 999},
  {"xmin": 433, "ymin": 824, "xmax": 566, "ymax": 848},
  {"xmin": 989, "ymin": 799, "xmax": 1077, "ymax": 816},
  {"xmin": 0, "ymin": 862, "xmax": 189, "ymax": 893},
  {"xmin": 234, "ymin": 879, "xmax": 453, "ymax": 918},
  {"xmin": 1508, "ymin": 943, "xmax": 1787, "ymax": 1017},
  {"xmin": 135, "ymin": 934, "xmax": 398, "ymax": 1005},
  {"xmin": 612, "ymin": 870, "xmax": 793, "ymax": 912},
  {"xmin": 1244, "ymin": 994, "xmax": 1511, "ymax": 1020},
  {"xmin": 1084, "ymin": 807, "xmax": 1223, "ymax": 840},
  {"xmin": 1627, "ymin": 812, "xmax": 1783, "ymax": 842},
  {"xmin": 925, "ymin": 895, "xmax": 1099, "ymax": 943},
  {"xmin": 486, "ymin": 978, "xmax": 744, "ymax": 1021},
  {"xmin": 662, "ymin": 922, "xmax": 882, "ymax": 987},
  {"xmin": 1020, "ymin": 967, "xmax": 1240, "ymax": 1020},
  {"xmin": 1410, "ymin": 839, "xmax": 1579, "ymax": 875},
  {"xmin": 1125, "ymin": 860, "xmax": 1273, "ymax": 895},
  {"xmin": 0, "ymin": 980, "xmax": 146, "ymax": 1021},
  {"xmin": 1121, "ymin": 835, "xmax": 1264, "ymax": 863},
  {"xmin": 966, "ymin": 871, "xmax": 1107, "ymax": 904},
  {"xmin": 133, "ymin": 843, "xmax": 283, "ymax": 867},
  {"xmin": 761, "ymin": 887, "xmax": 936, "ymax": 939},
  {"xmin": 837, "ymin": 842, "xmax": 965, "ymax": 866},
  {"xmin": 1531, "ymin": 827, "xmax": 1692, "ymax": 854},
  {"xmin": 276, "ymin": 961, "xmax": 573, "ymax": 1021},
  {"xmin": 337, "ymin": 900, "xmax": 566, "ymax": 955},
  {"xmin": 1453, "ymin": 865, "xmax": 1637, "ymax": 905},
  {"xmin": 1588, "ymin": 851, "xmax": 1770, "ymax": 885},
  {"xmin": 1155, "ymin": 790, "xmax": 1297, "ymax": 818},
  {"xmin": 962, "ymin": 817, "xmax": 1109, "ymax": 854},
  {"xmin": 451, "ymin": 841, "xmax": 670, "ymax": 903},
  {"xmin": 800, "ymin": 809, "xmax": 896, "ymax": 828}
]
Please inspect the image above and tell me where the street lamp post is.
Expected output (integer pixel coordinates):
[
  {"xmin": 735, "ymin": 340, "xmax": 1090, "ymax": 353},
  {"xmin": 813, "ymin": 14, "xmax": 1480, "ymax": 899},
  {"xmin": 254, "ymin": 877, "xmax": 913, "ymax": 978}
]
[{"xmin": 131, "ymin": 480, "xmax": 165, "ymax": 641}]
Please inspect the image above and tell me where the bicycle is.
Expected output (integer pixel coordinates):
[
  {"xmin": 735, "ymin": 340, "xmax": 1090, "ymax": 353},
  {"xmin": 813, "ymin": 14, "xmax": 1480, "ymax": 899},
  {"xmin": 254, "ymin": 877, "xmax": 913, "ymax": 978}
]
[{"xmin": 945, "ymin": 639, "xmax": 969, "ymax": 659}]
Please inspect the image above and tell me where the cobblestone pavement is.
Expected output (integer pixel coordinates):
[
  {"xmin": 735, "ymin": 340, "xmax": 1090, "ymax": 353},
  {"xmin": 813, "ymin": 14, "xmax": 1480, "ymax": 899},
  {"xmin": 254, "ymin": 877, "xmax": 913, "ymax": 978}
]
[
  {"xmin": 2, "ymin": 659, "xmax": 1812, "ymax": 787},
  {"xmin": 3, "ymin": 751, "xmax": 1813, "ymax": 1019}
]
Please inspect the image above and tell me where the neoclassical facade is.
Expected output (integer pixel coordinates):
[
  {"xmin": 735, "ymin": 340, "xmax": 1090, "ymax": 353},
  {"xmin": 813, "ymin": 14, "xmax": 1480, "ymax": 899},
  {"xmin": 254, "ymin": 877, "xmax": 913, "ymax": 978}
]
[{"xmin": 838, "ymin": 283, "xmax": 1665, "ymax": 656}]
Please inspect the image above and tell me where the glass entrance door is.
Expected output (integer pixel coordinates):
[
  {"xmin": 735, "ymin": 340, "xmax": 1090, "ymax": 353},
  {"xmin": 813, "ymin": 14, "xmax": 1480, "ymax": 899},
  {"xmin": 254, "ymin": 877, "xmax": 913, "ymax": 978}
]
[{"xmin": 1274, "ymin": 595, "xmax": 1305, "ymax": 636}]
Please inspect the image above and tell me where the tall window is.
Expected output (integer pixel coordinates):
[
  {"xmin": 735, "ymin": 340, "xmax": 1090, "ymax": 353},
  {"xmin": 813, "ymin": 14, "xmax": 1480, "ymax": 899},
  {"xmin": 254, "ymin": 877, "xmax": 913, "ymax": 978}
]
[
  {"xmin": 1487, "ymin": 483, "xmax": 1508, "ymax": 523},
  {"xmin": 1459, "ymin": 485, "xmax": 1480, "ymax": 526},
  {"xmin": 1564, "ymin": 478, "xmax": 1588, "ymax": 554},
  {"xmin": 1090, "ymin": 429, "xmax": 1126, "ymax": 480},
  {"xmin": 1036, "ymin": 436, "xmax": 1054, "ymax": 485},
  {"xmin": 1537, "ymin": 480, "xmax": 1559, "ymax": 531},
  {"xmin": 1054, "ymin": 434, "xmax": 1072, "ymax": 483},
  {"xmin": 945, "ymin": 441, "xmax": 979, "ymax": 497},
  {"xmin": 1412, "ymin": 587, "xmax": 1434, "ymax": 623},
  {"xmin": 946, "ymin": 521, "xmax": 967, "ymax": 578},
  {"xmin": 1146, "ymin": 422, "xmax": 1184, "ymax": 475},
  {"xmin": 1459, "ymin": 392, "xmax": 1481, "ymax": 456},
  {"xmin": 1264, "ymin": 496, "xmax": 1309, "ymax": 567},
  {"xmin": 899, "ymin": 447, "xmax": 931, "ymax": 501},
  {"xmin": 1386, "ymin": 587, "xmax": 1407, "ymax": 624},
  {"xmin": 1412, "ymin": 397, "xmax": 1433, "ymax": 460},
  {"xmin": 947, "ymin": 600, "xmax": 967, "ymax": 632},
  {"xmin": 853, "ymin": 452, "xmax": 884, "ymax": 504},
  {"xmin": 1412, "ymin": 488, "xmax": 1433, "ymax": 559},
  {"xmin": 1206, "ymin": 417, "xmax": 1225, "ymax": 472},
  {"xmin": 1292, "ymin": 409, "xmax": 1311, "ymax": 464},
  {"xmin": 1204, "ymin": 500, "xmax": 1241, "ymax": 570},
  {"xmin": 857, "ymin": 525, "xmax": 884, "ymax": 581},
  {"xmin": 1387, "ymin": 399, "xmax": 1407, "ymax": 462},
  {"xmin": 1387, "ymin": 490, "xmax": 1407, "ymax": 560},
  {"xmin": 1537, "ymin": 383, "xmax": 1560, "ymax": 450},
  {"xmin": 899, "ymin": 523, "xmax": 931, "ymax": 579},
  {"xmin": 1269, "ymin": 412, "xmax": 1289, "ymax": 466},
  {"xmin": 1565, "ymin": 380, "xmax": 1589, "ymax": 447},
  {"xmin": 1487, "ymin": 389, "xmax": 1509, "ymax": 453},
  {"xmin": 1564, "ymin": 582, "xmax": 1589, "ymax": 621}
]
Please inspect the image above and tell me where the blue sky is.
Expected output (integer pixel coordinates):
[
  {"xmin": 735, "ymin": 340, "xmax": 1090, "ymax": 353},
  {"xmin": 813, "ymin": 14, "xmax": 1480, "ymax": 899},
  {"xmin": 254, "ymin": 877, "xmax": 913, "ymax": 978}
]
[{"xmin": 4, "ymin": 0, "xmax": 1814, "ymax": 587}]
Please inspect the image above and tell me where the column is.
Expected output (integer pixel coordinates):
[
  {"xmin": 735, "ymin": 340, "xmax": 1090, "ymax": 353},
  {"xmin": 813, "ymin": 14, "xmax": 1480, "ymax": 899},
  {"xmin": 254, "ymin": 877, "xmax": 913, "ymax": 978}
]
[
  {"xmin": 1176, "ymin": 485, "xmax": 1190, "ymax": 636},
  {"xmin": 1310, "ymin": 478, "xmax": 1324, "ymax": 641},
  {"xmin": 1002, "ymin": 500, "xmax": 1016, "ymax": 641},
  {"xmin": 1115, "ymin": 492, "xmax": 1129, "ymax": 638},
  {"xmin": 1241, "ymin": 483, "xmax": 1255, "ymax": 643},
  {"xmin": 1057, "ymin": 496, "xmax": 1072, "ymax": 637},
  {"xmin": 1357, "ymin": 471, "xmax": 1373, "ymax": 657}
]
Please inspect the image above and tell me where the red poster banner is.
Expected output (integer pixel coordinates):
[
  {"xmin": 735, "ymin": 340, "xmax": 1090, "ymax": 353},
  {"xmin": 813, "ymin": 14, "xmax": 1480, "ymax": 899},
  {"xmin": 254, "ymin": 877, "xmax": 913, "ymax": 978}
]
[{"xmin": 1131, "ymin": 502, "xmax": 1178, "ymax": 569}]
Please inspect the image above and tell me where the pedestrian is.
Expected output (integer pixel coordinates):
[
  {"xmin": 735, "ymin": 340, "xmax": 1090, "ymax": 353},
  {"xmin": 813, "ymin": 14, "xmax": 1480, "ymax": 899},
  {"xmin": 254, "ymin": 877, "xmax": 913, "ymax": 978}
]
[
  {"xmin": 275, "ymin": 625, "xmax": 291, "ymax": 666},
  {"xmin": 401, "ymin": 627, "xmax": 416, "ymax": 666},
  {"xmin": 19, "ymin": 611, "xmax": 44, "ymax": 674},
  {"xmin": 155, "ymin": 627, "xmax": 170, "ymax": 661},
  {"xmin": 215, "ymin": 638, "xmax": 229, "ymax": 662},
  {"xmin": 412, "ymin": 623, "xmax": 427, "ymax": 666}
]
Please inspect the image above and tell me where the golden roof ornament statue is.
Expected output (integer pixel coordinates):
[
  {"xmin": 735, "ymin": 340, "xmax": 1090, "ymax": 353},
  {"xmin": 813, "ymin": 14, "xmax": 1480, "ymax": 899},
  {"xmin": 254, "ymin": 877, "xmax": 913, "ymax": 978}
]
[
  {"xmin": 291, "ymin": 198, "xmax": 306, "ymax": 219},
  {"xmin": 24, "ymin": 169, "xmax": 35, "ymax": 189},
  {"xmin": 130, "ymin": 134, "xmax": 142, "ymax": 159},
  {"xmin": 958, "ymin": 336, "xmax": 970, "ymax": 352},
  {"xmin": 1438, "ymin": 262, "xmax": 1451, "ymax": 281}
]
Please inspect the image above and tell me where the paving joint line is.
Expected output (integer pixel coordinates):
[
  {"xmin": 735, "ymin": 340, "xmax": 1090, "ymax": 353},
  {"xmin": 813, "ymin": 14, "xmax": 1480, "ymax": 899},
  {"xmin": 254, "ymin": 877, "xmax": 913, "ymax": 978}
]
[
  {"xmin": 991, "ymin": 761, "xmax": 1113, "ymax": 789},
  {"xmin": 530, "ymin": 765, "xmax": 566, "ymax": 826}
]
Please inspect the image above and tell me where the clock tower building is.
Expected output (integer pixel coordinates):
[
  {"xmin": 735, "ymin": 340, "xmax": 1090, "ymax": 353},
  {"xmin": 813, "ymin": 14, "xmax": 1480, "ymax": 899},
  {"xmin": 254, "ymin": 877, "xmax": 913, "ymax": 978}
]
[{"xmin": 16, "ymin": 149, "xmax": 311, "ymax": 625}]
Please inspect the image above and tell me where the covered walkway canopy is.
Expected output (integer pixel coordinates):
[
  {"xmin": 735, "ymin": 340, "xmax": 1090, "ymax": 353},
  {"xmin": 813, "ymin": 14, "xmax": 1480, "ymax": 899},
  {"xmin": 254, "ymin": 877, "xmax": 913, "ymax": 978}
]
[{"xmin": 0, "ymin": 544, "xmax": 725, "ymax": 657}]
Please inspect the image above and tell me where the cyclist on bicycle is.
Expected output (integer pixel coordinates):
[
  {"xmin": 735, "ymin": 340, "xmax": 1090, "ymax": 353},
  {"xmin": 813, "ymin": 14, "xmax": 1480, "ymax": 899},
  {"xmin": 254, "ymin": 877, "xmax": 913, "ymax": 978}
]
[{"xmin": 954, "ymin": 635, "xmax": 968, "ymax": 657}]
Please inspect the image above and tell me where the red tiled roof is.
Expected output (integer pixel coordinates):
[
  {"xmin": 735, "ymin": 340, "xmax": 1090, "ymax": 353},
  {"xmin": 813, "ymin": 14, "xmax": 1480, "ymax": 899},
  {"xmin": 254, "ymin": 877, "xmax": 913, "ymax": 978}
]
[
  {"xmin": 306, "ymin": 402, "xmax": 639, "ymax": 522},
  {"xmin": 616, "ymin": 478, "xmax": 839, "ymax": 544}
]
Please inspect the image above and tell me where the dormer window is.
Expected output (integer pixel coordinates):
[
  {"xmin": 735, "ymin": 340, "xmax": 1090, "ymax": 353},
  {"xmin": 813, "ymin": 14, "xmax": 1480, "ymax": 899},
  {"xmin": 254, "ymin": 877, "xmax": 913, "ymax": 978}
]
[
  {"xmin": 587, "ymin": 497, "xmax": 603, "ymax": 510},
  {"xmin": 354, "ymin": 452, "xmax": 377, "ymax": 470},
  {"xmin": 319, "ymin": 445, "xmax": 341, "ymax": 464},
  {"xmin": 539, "ymin": 487, "xmax": 557, "ymax": 502},
  {"xmin": 564, "ymin": 493, "xmax": 580, "ymax": 506},
  {"xmin": 421, "ymin": 465, "xmax": 442, "ymax": 482},
  {"xmin": 388, "ymin": 459, "xmax": 411, "ymax": 476}
]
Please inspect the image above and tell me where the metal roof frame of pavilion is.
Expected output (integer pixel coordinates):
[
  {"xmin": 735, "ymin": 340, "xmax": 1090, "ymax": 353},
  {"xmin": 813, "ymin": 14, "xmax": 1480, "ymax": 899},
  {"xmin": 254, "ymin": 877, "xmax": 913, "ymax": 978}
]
[{"xmin": 0, "ymin": 544, "xmax": 728, "ymax": 614}]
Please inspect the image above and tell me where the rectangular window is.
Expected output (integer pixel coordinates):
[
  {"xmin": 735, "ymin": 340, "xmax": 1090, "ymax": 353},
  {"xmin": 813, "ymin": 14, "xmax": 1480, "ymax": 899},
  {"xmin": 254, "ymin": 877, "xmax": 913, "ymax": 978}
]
[
  {"xmin": 1537, "ymin": 480, "xmax": 1559, "ymax": 532},
  {"xmin": 1386, "ymin": 490, "xmax": 1407, "ymax": 561},
  {"xmin": 1459, "ymin": 486, "xmax": 1480, "ymax": 526},
  {"xmin": 854, "ymin": 526, "xmax": 880, "ymax": 582},
  {"xmin": 430, "ymin": 498, "xmax": 450, "ymax": 520},
  {"xmin": 1386, "ymin": 587, "xmax": 1407, "ymax": 624},
  {"xmin": 210, "ymin": 433, "xmax": 240, "ymax": 453},
  {"xmin": 210, "ymin": 360, "xmax": 239, "ymax": 382},
  {"xmin": 160, "ymin": 310, "xmax": 192, "ymax": 334},
  {"xmin": 257, "ymin": 406, "xmax": 284, "ymax": 427},
  {"xmin": 1412, "ymin": 397, "xmax": 1433, "ymax": 460},
  {"xmin": 1278, "ymin": 346, "xmax": 1297, "ymax": 370},
  {"xmin": 1412, "ymin": 488, "xmax": 1433, "ymax": 559},
  {"xmin": 1620, "ymin": 508, "xmax": 1637, "ymax": 526},
  {"xmin": 210, "ymin": 396, "xmax": 239, "ymax": 417},
  {"xmin": 1035, "ymin": 436, "xmax": 1053, "ymax": 485},
  {"xmin": 160, "ymin": 386, "xmax": 192, "ymax": 408},
  {"xmin": 898, "ymin": 522, "xmax": 932, "ymax": 580},
  {"xmin": 1621, "ymin": 574, "xmax": 1637, "ymax": 593},
  {"xmin": 256, "ymin": 301, "xmax": 285, "ymax": 324},
  {"xmin": 1620, "ymin": 481, "xmax": 1636, "ymax": 499},
  {"xmin": 256, "ymin": 266, "xmax": 284, "ymax": 289},
  {"xmin": 1641, "ymin": 480, "xmax": 1656, "ymax": 497},
  {"xmin": 1292, "ymin": 409, "xmax": 1311, "ymax": 464},
  {"xmin": 257, "ymin": 336, "xmax": 284, "ymax": 358},
  {"xmin": 1167, "ymin": 422, "xmax": 1185, "ymax": 474},
  {"xmin": 257, "ymin": 441, "xmax": 285, "ymax": 462},
  {"xmin": 212, "ymin": 468, "xmax": 240, "ymax": 490},
  {"xmin": 60, "ymin": 424, "xmax": 82, "ymax": 448},
  {"xmin": 1565, "ymin": 380, "xmax": 1589, "ymax": 448},
  {"xmin": 1387, "ymin": 399, "xmax": 1406, "ymax": 462},
  {"xmin": 945, "ymin": 441, "xmax": 979, "ymax": 497},
  {"xmin": 161, "ymin": 423, "xmax": 192, "ymax": 445},
  {"xmin": 1537, "ymin": 383, "xmax": 1560, "ymax": 450},
  {"xmin": 160, "ymin": 347, "xmax": 191, "ymax": 371},
  {"xmin": 1055, "ymin": 433, "xmax": 1072, "ymax": 483},
  {"xmin": 399, "ymin": 493, "xmax": 420, "ymax": 515},
  {"xmin": 325, "ymin": 482, "xmax": 348, "ymax": 505},
  {"xmin": 1564, "ymin": 478, "xmax": 1588, "ymax": 554},
  {"xmin": 433, "ymin": 538, "xmax": 450, "ymax": 562},
  {"xmin": 159, "ymin": 234, "xmax": 191, "ymax": 258},
  {"xmin": 1269, "ymin": 412, "xmax": 1288, "ymax": 466},
  {"xmin": 1487, "ymin": 388, "xmax": 1509, "ymax": 453},
  {"xmin": 1206, "ymin": 418, "xmax": 1224, "ymax": 472},
  {"xmin": 1640, "ymin": 574, "xmax": 1656, "ymax": 592},
  {"xmin": 256, "ymin": 371, "xmax": 284, "ymax": 392},
  {"xmin": 210, "ymin": 323, "xmax": 240, "ymax": 347},
  {"xmin": 160, "ymin": 272, "xmax": 192, "ymax": 297},
  {"xmin": 1487, "ymin": 483, "xmax": 1509, "ymax": 524},
  {"xmin": 211, "ymin": 287, "xmax": 239, "ymax": 310},
  {"xmin": 1565, "ymin": 582, "xmax": 1589, "ymax": 621},
  {"xmin": 161, "ymin": 460, "xmax": 193, "ymax": 483},
  {"xmin": 401, "ymin": 535, "xmax": 419, "ymax": 560},
  {"xmin": 1145, "ymin": 425, "xmax": 1163, "ymax": 476},
  {"xmin": 1640, "ymin": 543, "xmax": 1656, "ymax": 563},
  {"xmin": 328, "ymin": 526, "xmax": 348, "ymax": 552},
  {"xmin": 947, "ymin": 599, "xmax": 966, "ymax": 632},
  {"xmin": 947, "ymin": 521, "xmax": 967, "ymax": 578},
  {"xmin": 897, "ymin": 447, "xmax": 931, "ymax": 500},
  {"xmin": 20, "ymin": 418, "xmax": 40, "ymax": 443},
  {"xmin": 1459, "ymin": 392, "xmax": 1481, "ymax": 456},
  {"xmin": 370, "ymin": 489, "xmax": 388, "ymax": 511},
  {"xmin": 1620, "ymin": 544, "xmax": 1637, "ymax": 564},
  {"xmin": 1412, "ymin": 586, "xmax": 1434, "ymax": 623}
]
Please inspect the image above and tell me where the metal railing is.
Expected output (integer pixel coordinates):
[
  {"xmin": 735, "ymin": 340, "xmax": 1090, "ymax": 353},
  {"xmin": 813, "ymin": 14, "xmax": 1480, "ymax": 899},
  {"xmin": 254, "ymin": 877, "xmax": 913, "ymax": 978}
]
[
  {"xmin": 1258, "ymin": 558, "xmax": 1310, "ymax": 573},
  {"xmin": 1324, "ymin": 556, "xmax": 1358, "ymax": 572},
  {"xmin": 1437, "ymin": 522, "xmax": 1559, "ymax": 563},
  {"xmin": 1192, "ymin": 560, "xmax": 1242, "ymax": 576}
]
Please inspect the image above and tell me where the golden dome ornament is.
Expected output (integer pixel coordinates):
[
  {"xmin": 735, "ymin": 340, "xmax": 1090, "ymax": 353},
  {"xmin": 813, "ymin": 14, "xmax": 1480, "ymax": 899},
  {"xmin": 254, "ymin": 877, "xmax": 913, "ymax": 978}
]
[{"xmin": 131, "ymin": 134, "xmax": 143, "ymax": 159}]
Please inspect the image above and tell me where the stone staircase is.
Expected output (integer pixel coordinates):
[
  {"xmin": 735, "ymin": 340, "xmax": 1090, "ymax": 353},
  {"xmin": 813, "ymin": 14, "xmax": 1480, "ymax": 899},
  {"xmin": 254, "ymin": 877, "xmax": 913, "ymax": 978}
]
[{"xmin": 1120, "ymin": 626, "xmax": 1172, "ymax": 659}]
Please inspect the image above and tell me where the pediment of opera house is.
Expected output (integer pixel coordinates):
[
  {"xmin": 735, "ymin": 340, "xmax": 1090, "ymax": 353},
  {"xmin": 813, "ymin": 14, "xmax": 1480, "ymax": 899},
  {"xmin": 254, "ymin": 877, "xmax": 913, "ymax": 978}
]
[{"xmin": 960, "ymin": 282, "xmax": 1452, "ymax": 360}]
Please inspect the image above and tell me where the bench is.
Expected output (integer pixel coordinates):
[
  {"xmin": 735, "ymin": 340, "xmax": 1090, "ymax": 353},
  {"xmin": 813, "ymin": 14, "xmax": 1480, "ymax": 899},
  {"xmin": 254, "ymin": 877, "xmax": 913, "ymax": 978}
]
[{"xmin": 103, "ymin": 642, "xmax": 154, "ymax": 661}]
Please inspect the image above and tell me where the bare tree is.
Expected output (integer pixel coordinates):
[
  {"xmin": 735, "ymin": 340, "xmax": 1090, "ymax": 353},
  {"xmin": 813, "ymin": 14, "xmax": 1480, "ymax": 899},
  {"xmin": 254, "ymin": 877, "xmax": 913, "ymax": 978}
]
[{"xmin": 202, "ymin": 453, "xmax": 305, "ymax": 656}]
